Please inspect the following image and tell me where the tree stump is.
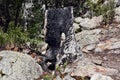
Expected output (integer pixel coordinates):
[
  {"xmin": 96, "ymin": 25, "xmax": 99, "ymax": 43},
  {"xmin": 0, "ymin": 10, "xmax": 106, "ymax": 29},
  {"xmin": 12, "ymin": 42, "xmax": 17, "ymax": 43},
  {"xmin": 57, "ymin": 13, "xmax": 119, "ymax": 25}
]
[{"xmin": 44, "ymin": 7, "xmax": 83, "ymax": 70}]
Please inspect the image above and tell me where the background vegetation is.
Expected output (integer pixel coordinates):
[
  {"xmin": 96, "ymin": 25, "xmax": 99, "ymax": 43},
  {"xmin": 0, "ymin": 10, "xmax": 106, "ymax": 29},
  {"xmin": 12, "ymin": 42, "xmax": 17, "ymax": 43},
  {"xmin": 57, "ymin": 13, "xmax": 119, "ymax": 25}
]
[{"xmin": 0, "ymin": 0, "xmax": 115, "ymax": 48}]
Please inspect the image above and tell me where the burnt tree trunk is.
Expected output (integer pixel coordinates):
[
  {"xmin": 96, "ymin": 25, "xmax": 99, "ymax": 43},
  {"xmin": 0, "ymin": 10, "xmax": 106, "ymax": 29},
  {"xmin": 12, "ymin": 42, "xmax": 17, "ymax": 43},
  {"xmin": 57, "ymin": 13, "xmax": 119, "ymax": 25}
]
[{"xmin": 44, "ymin": 7, "xmax": 82, "ymax": 70}]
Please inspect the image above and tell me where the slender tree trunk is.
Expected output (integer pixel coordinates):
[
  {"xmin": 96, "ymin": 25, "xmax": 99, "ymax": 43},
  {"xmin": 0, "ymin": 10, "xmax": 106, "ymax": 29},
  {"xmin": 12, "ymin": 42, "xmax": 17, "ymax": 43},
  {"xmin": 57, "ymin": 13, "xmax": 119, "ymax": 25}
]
[
  {"xmin": 4, "ymin": 0, "xmax": 10, "ymax": 32},
  {"xmin": 14, "ymin": 0, "xmax": 23, "ymax": 27},
  {"xmin": 14, "ymin": 6, "xmax": 20, "ymax": 27}
]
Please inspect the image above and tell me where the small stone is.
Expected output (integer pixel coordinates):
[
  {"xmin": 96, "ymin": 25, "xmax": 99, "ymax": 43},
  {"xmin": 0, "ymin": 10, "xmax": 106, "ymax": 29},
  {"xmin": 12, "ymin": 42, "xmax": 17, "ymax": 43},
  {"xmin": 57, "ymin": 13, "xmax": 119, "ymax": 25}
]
[
  {"xmin": 63, "ymin": 74, "xmax": 75, "ymax": 80},
  {"xmin": 92, "ymin": 59, "xmax": 102, "ymax": 65},
  {"xmin": 90, "ymin": 74, "xmax": 113, "ymax": 80},
  {"xmin": 85, "ymin": 44, "xmax": 96, "ymax": 51},
  {"xmin": 114, "ymin": 16, "xmax": 120, "ymax": 23},
  {"xmin": 73, "ymin": 23, "xmax": 80, "ymax": 32},
  {"xmin": 41, "ymin": 43, "xmax": 48, "ymax": 52},
  {"xmin": 103, "ymin": 56, "xmax": 107, "ymax": 61},
  {"xmin": 74, "ymin": 17, "xmax": 83, "ymax": 23},
  {"xmin": 95, "ymin": 47, "xmax": 103, "ymax": 53},
  {"xmin": 95, "ymin": 43, "xmax": 105, "ymax": 52},
  {"xmin": 26, "ymin": 42, "xmax": 30, "ymax": 47},
  {"xmin": 91, "ymin": 0, "xmax": 99, "ymax": 4},
  {"xmin": 116, "ymin": 24, "xmax": 120, "ymax": 28},
  {"xmin": 61, "ymin": 33, "xmax": 66, "ymax": 40}
]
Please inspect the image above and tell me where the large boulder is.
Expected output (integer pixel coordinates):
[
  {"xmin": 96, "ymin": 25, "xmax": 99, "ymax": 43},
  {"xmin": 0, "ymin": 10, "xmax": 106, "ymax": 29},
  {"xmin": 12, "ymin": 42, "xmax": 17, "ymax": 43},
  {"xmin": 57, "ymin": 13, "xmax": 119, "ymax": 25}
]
[
  {"xmin": 95, "ymin": 39, "xmax": 120, "ymax": 53},
  {"xmin": 75, "ymin": 29, "xmax": 102, "ymax": 49},
  {"xmin": 0, "ymin": 51, "xmax": 43, "ymax": 80},
  {"xmin": 74, "ymin": 16, "xmax": 103, "ymax": 30}
]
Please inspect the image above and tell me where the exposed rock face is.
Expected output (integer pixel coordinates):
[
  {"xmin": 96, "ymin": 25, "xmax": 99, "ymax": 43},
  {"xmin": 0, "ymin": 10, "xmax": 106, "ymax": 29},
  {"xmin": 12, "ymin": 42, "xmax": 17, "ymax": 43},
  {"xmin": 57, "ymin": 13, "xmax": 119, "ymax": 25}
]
[
  {"xmin": 76, "ymin": 29, "xmax": 101, "ymax": 49},
  {"xmin": 0, "ymin": 51, "xmax": 43, "ymax": 80},
  {"xmin": 65, "ymin": 58, "xmax": 118, "ymax": 77},
  {"xmin": 73, "ymin": 23, "xmax": 80, "ymax": 32},
  {"xmin": 76, "ymin": 24, "xmax": 120, "ymax": 54},
  {"xmin": 74, "ymin": 17, "xmax": 83, "ymax": 23},
  {"xmin": 55, "ymin": 58, "xmax": 118, "ymax": 80}
]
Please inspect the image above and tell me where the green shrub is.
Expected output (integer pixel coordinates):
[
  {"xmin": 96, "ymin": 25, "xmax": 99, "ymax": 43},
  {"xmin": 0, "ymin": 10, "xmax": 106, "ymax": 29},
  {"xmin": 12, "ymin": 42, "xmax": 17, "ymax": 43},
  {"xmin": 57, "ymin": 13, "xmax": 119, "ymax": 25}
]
[
  {"xmin": 42, "ymin": 74, "xmax": 53, "ymax": 80},
  {"xmin": 87, "ymin": 0, "xmax": 115, "ymax": 24},
  {"xmin": 0, "ymin": 28, "xmax": 9, "ymax": 46},
  {"xmin": 7, "ymin": 22, "xmax": 29, "ymax": 45},
  {"xmin": 0, "ymin": 21, "xmax": 43, "ymax": 48}
]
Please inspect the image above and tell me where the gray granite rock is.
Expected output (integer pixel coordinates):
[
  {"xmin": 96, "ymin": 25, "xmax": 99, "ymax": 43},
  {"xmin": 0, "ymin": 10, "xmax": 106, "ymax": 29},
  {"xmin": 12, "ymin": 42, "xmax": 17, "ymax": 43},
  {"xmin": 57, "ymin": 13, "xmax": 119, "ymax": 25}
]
[
  {"xmin": 76, "ymin": 29, "xmax": 101, "ymax": 49},
  {"xmin": 0, "ymin": 51, "xmax": 43, "ymax": 80},
  {"xmin": 79, "ymin": 16, "xmax": 103, "ymax": 30}
]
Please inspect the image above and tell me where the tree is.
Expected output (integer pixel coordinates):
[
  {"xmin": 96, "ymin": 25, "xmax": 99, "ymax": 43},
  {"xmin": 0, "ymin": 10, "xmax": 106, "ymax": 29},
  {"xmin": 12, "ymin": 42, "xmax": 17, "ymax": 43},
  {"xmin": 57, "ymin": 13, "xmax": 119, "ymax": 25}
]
[{"xmin": 0, "ymin": 0, "xmax": 24, "ymax": 32}]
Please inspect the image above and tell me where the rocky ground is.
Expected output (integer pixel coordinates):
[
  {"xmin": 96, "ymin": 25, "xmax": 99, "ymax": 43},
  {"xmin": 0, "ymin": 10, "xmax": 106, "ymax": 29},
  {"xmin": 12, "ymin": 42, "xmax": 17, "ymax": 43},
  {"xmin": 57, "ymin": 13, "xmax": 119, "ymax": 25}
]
[
  {"xmin": 50, "ymin": 25, "xmax": 120, "ymax": 79},
  {"xmin": 0, "ymin": 5, "xmax": 120, "ymax": 80},
  {"xmin": 70, "ymin": 6, "xmax": 120, "ymax": 80}
]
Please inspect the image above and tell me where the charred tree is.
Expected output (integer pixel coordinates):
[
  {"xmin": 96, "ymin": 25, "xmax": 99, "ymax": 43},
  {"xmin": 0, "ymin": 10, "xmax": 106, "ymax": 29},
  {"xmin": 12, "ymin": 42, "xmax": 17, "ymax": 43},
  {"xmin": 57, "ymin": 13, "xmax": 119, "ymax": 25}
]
[{"xmin": 43, "ymin": 7, "xmax": 83, "ymax": 71}]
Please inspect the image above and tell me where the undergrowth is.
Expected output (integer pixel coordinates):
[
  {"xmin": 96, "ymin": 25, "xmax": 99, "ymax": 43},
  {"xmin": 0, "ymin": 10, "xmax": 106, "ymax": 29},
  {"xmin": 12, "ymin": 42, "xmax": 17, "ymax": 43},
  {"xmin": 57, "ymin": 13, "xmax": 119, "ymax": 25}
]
[
  {"xmin": 0, "ymin": 22, "xmax": 43, "ymax": 48},
  {"xmin": 87, "ymin": 0, "xmax": 115, "ymax": 24}
]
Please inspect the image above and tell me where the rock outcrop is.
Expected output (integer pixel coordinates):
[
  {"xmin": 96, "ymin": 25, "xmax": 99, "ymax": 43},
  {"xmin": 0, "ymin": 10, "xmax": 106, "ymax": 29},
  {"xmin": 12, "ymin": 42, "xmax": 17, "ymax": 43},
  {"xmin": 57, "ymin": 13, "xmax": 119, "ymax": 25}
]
[
  {"xmin": 74, "ymin": 16, "xmax": 103, "ymax": 30},
  {"xmin": 0, "ymin": 51, "xmax": 43, "ymax": 80},
  {"xmin": 75, "ymin": 24, "xmax": 120, "ymax": 54}
]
